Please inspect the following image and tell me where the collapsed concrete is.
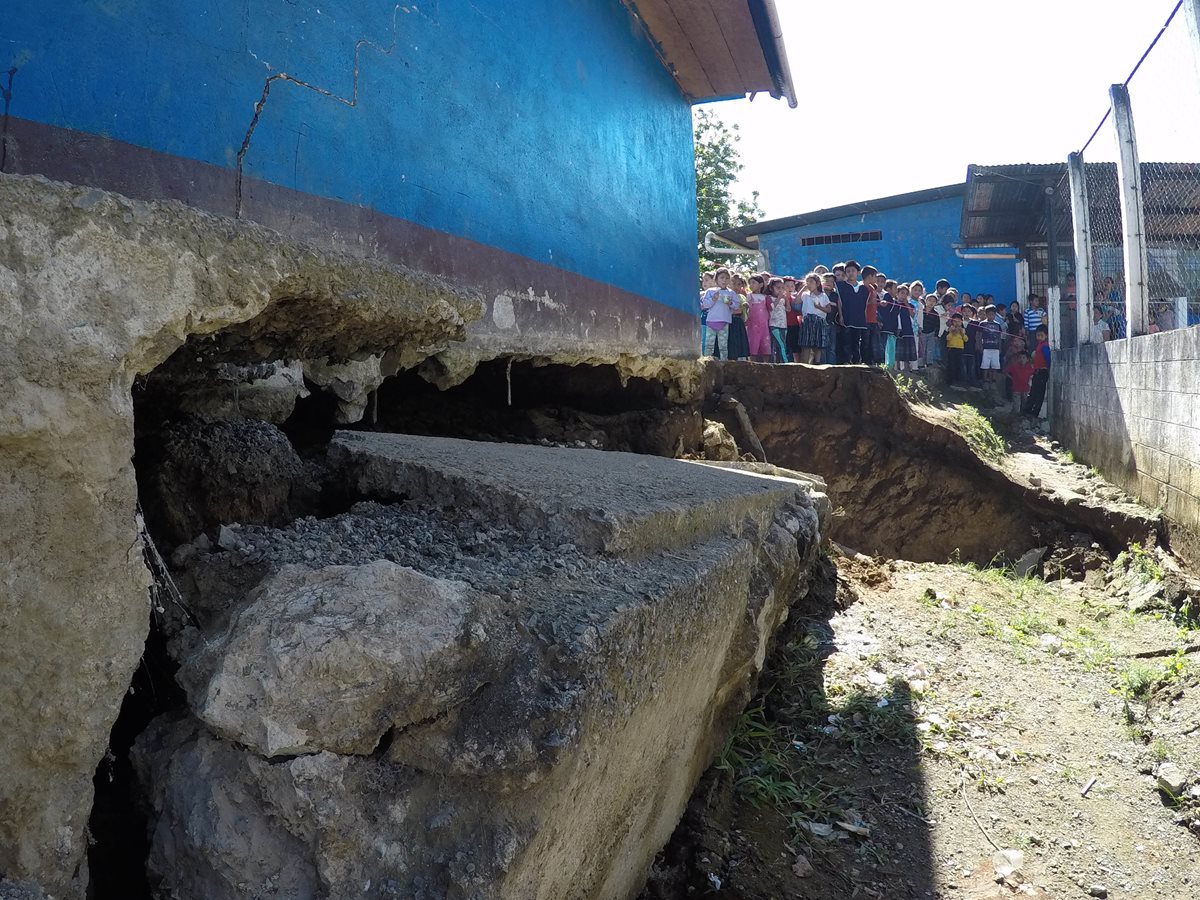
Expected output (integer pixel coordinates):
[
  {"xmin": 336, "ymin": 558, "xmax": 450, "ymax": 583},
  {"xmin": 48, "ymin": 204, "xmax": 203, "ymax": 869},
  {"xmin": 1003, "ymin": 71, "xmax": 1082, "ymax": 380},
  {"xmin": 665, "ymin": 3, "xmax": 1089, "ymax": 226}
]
[
  {"xmin": 0, "ymin": 173, "xmax": 480, "ymax": 897},
  {"xmin": 134, "ymin": 431, "xmax": 830, "ymax": 899},
  {"xmin": 4, "ymin": 174, "xmax": 829, "ymax": 898},
  {"xmin": 4, "ymin": 171, "xmax": 1164, "ymax": 900}
]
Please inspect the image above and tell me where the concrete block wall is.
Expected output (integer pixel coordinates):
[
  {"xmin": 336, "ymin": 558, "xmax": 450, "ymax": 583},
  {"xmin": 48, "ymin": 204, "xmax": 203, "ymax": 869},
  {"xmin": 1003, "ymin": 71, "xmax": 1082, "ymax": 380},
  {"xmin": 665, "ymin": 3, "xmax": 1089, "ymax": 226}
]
[{"xmin": 1051, "ymin": 326, "xmax": 1200, "ymax": 542}]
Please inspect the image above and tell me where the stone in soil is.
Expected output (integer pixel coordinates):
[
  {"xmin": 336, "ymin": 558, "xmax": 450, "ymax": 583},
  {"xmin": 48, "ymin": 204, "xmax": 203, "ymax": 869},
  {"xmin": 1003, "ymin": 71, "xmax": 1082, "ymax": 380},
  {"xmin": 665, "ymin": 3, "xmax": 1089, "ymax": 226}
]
[{"xmin": 1156, "ymin": 763, "xmax": 1188, "ymax": 796}]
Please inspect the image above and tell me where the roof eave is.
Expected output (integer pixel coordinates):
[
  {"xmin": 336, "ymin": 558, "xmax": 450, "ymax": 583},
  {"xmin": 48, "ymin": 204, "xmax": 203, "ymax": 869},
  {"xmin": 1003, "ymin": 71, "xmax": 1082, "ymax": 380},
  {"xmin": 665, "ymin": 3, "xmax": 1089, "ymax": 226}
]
[{"xmin": 749, "ymin": 0, "xmax": 798, "ymax": 108}]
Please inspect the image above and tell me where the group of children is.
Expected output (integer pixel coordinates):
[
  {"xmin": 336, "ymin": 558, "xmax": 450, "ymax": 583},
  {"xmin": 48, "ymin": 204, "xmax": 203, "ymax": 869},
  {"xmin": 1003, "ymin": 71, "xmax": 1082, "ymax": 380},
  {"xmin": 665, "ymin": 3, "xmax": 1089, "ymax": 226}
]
[{"xmin": 699, "ymin": 260, "xmax": 1053, "ymax": 417}]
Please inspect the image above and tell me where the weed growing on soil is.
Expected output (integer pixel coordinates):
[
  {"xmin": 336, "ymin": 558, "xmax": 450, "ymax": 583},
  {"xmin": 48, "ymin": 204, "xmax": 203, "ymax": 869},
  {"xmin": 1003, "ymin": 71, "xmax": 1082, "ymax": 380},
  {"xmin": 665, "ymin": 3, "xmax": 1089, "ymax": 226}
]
[
  {"xmin": 891, "ymin": 372, "xmax": 934, "ymax": 405},
  {"xmin": 1116, "ymin": 651, "xmax": 1188, "ymax": 701},
  {"xmin": 1119, "ymin": 662, "xmax": 1162, "ymax": 699},
  {"xmin": 954, "ymin": 405, "xmax": 1007, "ymax": 463},
  {"xmin": 1112, "ymin": 542, "xmax": 1164, "ymax": 582}
]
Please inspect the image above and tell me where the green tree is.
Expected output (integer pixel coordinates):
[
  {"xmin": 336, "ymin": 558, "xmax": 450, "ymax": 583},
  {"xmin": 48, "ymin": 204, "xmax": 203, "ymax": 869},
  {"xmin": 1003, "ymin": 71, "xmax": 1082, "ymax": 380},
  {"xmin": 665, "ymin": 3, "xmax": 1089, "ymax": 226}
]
[{"xmin": 694, "ymin": 108, "xmax": 763, "ymax": 274}]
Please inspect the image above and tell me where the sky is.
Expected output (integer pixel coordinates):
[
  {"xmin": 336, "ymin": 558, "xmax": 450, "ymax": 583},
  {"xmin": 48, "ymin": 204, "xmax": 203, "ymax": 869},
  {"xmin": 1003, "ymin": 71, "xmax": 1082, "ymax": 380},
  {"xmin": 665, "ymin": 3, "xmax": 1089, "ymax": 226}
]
[{"xmin": 699, "ymin": 0, "xmax": 1200, "ymax": 220}]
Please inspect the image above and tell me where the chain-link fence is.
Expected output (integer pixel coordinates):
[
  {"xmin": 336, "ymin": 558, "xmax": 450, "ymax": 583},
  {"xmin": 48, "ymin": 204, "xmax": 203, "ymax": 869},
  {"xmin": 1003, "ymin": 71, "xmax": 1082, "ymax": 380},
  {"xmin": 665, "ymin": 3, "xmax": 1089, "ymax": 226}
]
[{"xmin": 1064, "ymin": 0, "xmax": 1200, "ymax": 343}]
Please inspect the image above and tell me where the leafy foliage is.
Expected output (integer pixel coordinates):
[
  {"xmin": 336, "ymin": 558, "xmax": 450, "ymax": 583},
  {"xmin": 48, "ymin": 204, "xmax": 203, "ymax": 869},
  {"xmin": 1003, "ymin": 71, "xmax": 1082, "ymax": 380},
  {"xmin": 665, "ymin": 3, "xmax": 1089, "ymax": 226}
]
[{"xmin": 694, "ymin": 108, "xmax": 762, "ymax": 274}]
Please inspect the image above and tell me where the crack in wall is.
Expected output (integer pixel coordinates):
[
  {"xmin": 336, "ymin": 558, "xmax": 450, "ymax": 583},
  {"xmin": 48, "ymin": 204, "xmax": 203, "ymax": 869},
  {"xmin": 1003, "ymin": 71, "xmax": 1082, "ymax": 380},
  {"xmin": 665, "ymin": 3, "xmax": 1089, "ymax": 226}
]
[
  {"xmin": 1, "ymin": 67, "xmax": 17, "ymax": 173},
  {"xmin": 234, "ymin": 5, "xmax": 407, "ymax": 217}
]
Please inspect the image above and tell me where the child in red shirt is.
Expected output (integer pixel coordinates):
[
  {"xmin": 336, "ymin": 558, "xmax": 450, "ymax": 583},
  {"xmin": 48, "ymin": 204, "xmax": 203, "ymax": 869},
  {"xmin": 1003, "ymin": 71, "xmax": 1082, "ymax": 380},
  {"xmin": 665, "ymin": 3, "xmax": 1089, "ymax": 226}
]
[
  {"xmin": 1022, "ymin": 328, "xmax": 1051, "ymax": 417},
  {"xmin": 1004, "ymin": 351, "xmax": 1035, "ymax": 415}
]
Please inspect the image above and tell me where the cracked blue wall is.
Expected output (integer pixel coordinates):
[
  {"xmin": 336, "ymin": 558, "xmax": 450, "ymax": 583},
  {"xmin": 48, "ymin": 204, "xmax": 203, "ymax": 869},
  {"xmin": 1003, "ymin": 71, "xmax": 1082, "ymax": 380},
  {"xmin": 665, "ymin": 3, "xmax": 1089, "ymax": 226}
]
[
  {"xmin": 5, "ymin": 0, "xmax": 697, "ymax": 316},
  {"xmin": 758, "ymin": 197, "xmax": 1017, "ymax": 302}
]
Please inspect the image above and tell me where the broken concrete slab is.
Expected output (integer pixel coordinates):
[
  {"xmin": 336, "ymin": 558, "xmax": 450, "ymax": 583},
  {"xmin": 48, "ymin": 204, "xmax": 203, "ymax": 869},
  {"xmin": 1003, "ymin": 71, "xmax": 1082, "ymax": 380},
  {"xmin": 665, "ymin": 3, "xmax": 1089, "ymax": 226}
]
[
  {"xmin": 329, "ymin": 431, "xmax": 820, "ymax": 556},
  {"xmin": 0, "ymin": 173, "xmax": 481, "ymax": 897},
  {"xmin": 138, "ymin": 432, "xmax": 830, "ymax": 899}
]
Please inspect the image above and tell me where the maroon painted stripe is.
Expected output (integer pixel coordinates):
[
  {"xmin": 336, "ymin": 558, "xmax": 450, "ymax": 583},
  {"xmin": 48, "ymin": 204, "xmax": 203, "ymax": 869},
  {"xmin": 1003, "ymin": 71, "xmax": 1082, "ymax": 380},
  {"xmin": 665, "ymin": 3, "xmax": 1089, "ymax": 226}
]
[{"xmin": 4, "ymin": 116, "xmax": 697, "ymax": 357}]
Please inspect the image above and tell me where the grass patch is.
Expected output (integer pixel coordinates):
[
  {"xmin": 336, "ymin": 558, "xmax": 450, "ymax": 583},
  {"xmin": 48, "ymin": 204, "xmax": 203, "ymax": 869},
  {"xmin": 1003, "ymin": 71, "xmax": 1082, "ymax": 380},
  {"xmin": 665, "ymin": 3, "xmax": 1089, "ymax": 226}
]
[
  {"xmin": 955, "ymin": 404, "xmax": 1007, "ymax": 463},
  {"xmin": 716, "ymin": 626, "xmax": 920, "ymax": 842}
]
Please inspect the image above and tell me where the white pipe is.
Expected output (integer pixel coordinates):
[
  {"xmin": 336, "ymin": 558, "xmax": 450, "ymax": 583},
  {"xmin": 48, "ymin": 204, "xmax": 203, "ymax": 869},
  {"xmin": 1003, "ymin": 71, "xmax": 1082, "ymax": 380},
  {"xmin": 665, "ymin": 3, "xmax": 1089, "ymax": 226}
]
[
  {"xmin": 953, "ymin": 248, "xmax": 1020, "ymax": 260},
  {"xmin": 704, "ymin": 231, "xmax": 764, "ymax": 268}
]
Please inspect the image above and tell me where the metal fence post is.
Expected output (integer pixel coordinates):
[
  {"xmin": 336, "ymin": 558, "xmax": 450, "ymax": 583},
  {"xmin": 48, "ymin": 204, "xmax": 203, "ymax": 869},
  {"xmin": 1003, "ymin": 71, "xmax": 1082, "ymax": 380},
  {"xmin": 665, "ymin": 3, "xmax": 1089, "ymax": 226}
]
[
  {"xmin": 1067, "ymin": 152, "xmax": 1094, "ymax": 342},
  {"xmin": 1046, "ymin": 285, "xmax": 1061, "ymax": 351},
  {"xmin": 1186, "ymin": 0, "xmax": 1200, "ymax": 91},
  {"xmin": 1045, "ymin": 185, "xmax": 1062, "ymax": 350},
  {"xmin": 1109, "ymin": 84, "xmax": 1150, "ymax": 336}
]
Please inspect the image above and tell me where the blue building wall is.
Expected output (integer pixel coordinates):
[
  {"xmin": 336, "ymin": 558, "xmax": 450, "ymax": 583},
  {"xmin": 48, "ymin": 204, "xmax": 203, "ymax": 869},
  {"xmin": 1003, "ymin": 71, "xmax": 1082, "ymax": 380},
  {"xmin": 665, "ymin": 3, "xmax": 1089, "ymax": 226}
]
[
  {"xmin": 4, "ymin": 0, "xmax": 698, "ymax": 347},
  {"xmin": 757, "ymin": 197, "xmax": 1017, "ymax": 303}
]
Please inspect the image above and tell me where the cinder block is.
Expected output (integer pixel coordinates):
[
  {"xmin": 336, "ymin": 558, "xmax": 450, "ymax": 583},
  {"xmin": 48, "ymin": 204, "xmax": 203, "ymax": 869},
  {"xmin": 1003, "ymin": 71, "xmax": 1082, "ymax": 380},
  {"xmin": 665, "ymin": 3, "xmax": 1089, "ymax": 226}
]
[
  {"xmin": 1168, "ymin": 454, "xmax": 1200, "ymax": 501},
  {"xmin": 1165, "ymin": 485, "xmax": 1200, "ymax": 531}
]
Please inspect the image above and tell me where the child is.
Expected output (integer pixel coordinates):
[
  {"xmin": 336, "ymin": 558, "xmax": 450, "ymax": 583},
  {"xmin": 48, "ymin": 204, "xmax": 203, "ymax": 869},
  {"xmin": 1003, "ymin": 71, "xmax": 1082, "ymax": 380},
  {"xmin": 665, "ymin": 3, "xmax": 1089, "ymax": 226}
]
[
  {"xmin": 745, "ymin": 275, "xmax": 772, "ymax": 362},
  {"xmin": 798, "ymin": 273, "xmax": 832, "ymax": 364},
  {"xmin": 1023, "ymin": 327, "xmax": 1051, "ymax": 417},
  {"xmin": 1004, "ymin": 351, "xmax": 1035, "ymax": 415},
  {"xmin": 909, "ymin": 280, "xmax": 926, "ymax": 369},
  {"xmin": 861, "ymin": 264, "xmax": 881, "ymax": 365},
  {"xmin": 821, "ymin": 272, "xmax": 841, "ymax": 364},
  {"xmin": 894, "ymin": 284, "xmax": 917, "ymax": 370},
  {"xmin": 700, "ymin": 267, "xmax": 736, "ymax": 358},
  {"xmin": 880, "ymin": 279, "xmax": 899, "ymax": 368},
  {"xmin": 834, "ymin": 261, "xmax": 872, "ymax": 364},
  {"xmin": 783, "ymin": 276, "xmax": 803, "ymax": 362},
  {"xmin": 766, "ymin": 273, "xmax": 788, "ymax": 363},
  {"xmin": 978, "ymin": 305, "xmax": 1004, "ymax": 394},
  {"xmin": 726, "ymin": 274, "xmax": 750, "ymax": 360},
  {"xmin": 698, "ymin": 271, "xmax": 715, "ymax": 355},
  {"xmin": 945, "ymin": 314, "xmax": 966, "ymax": 385},
  {"xmin": 962, "ymin": 305, "xmax": 981, "ymax": 387}
]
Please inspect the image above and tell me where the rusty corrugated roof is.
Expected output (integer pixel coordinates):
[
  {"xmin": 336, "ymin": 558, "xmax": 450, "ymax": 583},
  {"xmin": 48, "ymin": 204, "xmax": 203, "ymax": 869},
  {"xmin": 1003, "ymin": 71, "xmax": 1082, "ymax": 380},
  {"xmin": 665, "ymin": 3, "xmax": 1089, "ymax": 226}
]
[{"xmin": 961, "ymin": 161, "xmax": 1200, "ymax": 245}]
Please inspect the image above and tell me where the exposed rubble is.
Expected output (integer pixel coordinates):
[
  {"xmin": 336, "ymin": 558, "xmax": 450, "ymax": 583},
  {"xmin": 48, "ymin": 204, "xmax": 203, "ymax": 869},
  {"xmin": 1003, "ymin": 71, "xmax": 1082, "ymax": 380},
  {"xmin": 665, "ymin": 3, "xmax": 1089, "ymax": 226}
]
[{"xmin": 132, "ymin": 431, "xmax": 831, "ymax": 899}]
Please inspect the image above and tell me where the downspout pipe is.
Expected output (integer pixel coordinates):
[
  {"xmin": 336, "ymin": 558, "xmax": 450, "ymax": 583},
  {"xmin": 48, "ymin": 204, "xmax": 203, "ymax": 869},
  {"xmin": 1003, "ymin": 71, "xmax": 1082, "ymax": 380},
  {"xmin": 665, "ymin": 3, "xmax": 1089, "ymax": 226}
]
[
  {"xmin": 953, "ymin": 248, "xmax": 1020, "ymax": 260},
  {"xmin": 705, "ymin": 231, "xmax": 765, "ymax": 269}
]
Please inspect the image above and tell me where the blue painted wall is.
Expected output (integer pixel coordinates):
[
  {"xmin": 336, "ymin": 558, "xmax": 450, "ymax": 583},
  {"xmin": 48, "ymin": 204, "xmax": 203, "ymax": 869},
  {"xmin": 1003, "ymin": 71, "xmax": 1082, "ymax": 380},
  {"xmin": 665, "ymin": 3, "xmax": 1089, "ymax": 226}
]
[
  {"xmin": 757, "ymin": 197, "xmax": 1017, "ymax": 302},
  {"xmin": 5, "ymin": 0, "xmax": 696, "ymax": 314}
]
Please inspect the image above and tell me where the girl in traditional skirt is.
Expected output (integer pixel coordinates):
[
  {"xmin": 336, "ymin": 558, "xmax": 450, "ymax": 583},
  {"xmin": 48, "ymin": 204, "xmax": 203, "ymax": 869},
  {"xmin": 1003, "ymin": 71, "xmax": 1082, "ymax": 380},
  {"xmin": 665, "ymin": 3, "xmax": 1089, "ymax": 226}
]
[
  {"xmin": 798, "ymin": 273, "xmax": 832, "ymax": 364},
  {"xmin": 821, "ymin": 272, "xmax": 840, "ymax": 363},
  {"xmin": 894, "ymin": 283, "xmax": 918, "ymax": 369},
  {"xmin": 726, "ymin": 273, "xmax": 751, "ymax": 360}
]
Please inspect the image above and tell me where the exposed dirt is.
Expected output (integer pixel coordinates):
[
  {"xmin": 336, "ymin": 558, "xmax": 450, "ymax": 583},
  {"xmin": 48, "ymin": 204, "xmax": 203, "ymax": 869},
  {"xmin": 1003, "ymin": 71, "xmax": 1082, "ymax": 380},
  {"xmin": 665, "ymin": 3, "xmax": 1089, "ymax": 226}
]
[
  {"xmin": 704, "ymin": 364, "xmax": 1162, "ymax": 565},
  {"xmin": 643, "ymin": 539, "xmax": 1200, "ymax": 900}
]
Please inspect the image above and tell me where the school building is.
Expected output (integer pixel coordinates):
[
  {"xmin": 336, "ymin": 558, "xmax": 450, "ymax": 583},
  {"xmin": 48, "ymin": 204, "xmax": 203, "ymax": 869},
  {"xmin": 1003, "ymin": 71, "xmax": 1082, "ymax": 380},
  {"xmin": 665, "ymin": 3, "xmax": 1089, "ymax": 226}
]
[
  {"xmin": 4, "ymin": 0, "xmax": 795, "ymax": 361},
  {"xmin": 718, "ymin": 182, "xmax": 1019, "ymax": 301}
]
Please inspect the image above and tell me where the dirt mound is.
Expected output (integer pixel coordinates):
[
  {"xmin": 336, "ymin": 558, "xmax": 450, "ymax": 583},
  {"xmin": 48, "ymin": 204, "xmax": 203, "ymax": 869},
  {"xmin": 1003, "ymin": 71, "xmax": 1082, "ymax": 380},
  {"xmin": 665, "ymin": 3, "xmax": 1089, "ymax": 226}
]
[{"xmin": 704, "ymin": 364, "xmax": 1162, "ymax": 565}]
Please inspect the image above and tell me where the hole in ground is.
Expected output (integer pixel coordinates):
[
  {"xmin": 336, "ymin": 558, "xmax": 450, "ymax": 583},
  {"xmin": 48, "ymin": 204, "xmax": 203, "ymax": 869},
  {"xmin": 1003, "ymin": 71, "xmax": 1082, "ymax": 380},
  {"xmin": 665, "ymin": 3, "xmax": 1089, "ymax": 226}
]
[
  {"xmin": 366, "ymin": 360, "xmax": 701, "ymax": 456},
  {"xmin": 86, "ymin": 613, "xmax": 185, "ymax": 900}
]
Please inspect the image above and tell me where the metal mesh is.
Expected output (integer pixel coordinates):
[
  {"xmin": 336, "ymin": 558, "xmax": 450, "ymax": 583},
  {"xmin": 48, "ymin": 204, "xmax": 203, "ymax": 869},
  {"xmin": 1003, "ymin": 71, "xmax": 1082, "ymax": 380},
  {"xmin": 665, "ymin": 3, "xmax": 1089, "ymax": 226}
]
[
  {"xmin": 1126, "ymin": 6, "xmax": 1200, "ymax": 332},
  {"xmin": 1086, "ymin": 136, "xmax": 1126, "ymax": 341}
]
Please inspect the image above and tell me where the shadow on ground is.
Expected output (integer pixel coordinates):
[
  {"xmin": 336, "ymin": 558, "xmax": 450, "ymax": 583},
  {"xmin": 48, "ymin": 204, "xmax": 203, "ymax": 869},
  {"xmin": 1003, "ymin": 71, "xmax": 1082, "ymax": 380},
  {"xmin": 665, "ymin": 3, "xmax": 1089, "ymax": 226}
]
[{"xmin": 640, "ymin": 554, "xmax": 937, "ymax": 900}]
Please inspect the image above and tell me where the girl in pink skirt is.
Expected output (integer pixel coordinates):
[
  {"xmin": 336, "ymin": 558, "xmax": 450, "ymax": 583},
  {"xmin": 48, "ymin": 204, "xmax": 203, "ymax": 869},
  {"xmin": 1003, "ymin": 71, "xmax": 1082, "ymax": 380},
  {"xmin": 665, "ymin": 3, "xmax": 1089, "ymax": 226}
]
[{"xmin": 745, "ymin": 274, "xmax": 772, "ymax": 362}]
